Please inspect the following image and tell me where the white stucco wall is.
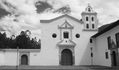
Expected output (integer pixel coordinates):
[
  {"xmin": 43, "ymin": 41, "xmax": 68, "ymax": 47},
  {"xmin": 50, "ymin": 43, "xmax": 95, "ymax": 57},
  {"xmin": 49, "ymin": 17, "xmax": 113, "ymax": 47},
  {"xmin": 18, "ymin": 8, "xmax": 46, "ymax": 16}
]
[
  {"xmin": 94, "ymin": 25, "xmax": 119, "ymax": 66},
  {"xmin": 0, "ymin": 51, "xmax": 18, "ymax": 66},
  {"xmin": 0, "ymin": 15, "xmax": 97, "ymax": 66},
  {"xmin": 38, "ymin": 16, "xmax": 97, "ymax": 66}
]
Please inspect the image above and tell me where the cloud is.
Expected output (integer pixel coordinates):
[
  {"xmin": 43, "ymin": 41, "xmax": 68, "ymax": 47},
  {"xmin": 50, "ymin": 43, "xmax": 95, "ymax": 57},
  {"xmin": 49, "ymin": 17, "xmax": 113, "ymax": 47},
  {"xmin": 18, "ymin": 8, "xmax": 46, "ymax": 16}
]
[{"xmin": 0, "ymin": 0, "xmax": 119, "ymax": 38}]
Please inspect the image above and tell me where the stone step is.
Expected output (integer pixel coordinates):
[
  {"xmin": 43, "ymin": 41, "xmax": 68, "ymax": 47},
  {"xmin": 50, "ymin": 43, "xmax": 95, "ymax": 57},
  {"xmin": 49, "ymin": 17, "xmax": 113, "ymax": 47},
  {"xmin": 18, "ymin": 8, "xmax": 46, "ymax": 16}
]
[{"xmin": 0, "ymin": 65, "xmax": 118, "ymax": 70}]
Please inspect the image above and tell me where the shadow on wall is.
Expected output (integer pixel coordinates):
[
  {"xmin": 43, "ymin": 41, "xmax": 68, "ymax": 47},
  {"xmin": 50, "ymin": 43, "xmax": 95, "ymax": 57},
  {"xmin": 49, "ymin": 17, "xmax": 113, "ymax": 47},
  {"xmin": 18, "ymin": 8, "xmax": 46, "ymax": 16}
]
[{"xmin": 79, "ymin": 41, "xmax": 93, "ymax": 65}]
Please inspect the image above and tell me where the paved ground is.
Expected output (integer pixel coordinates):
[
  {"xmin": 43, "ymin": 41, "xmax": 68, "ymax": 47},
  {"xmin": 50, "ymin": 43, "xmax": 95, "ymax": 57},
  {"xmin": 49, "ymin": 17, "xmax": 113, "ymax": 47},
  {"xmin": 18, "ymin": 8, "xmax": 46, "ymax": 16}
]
[{"xmin": 0, "ymin": 65, "xmax": 118, "ymax": 70}]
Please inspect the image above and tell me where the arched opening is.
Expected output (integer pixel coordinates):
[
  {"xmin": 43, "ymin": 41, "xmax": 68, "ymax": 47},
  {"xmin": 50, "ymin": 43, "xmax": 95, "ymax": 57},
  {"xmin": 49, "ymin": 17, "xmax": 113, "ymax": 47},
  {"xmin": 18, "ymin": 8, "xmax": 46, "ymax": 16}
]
[
  {"xmin": 88, "ymin": 8, "xmax": 91, "ymax": 12},
  {"xmin": 86, "ymin": 24, "xmax": 89, "ymax": 29},
  {"xmin": 61, "ymin": 49, "xmax": 73, "ymax": 65},
  {"xmin": 92, "ymin": 17, "xmax": 94, "ymax": 21},
  {"xmin": 21, "ymin": 55, "xmax": 28, "ymax": 65},
  {"xmin": 111, "ymin": 51, "xmax": 117, "ymax": 66},
  {"xmin": 86, "ymin": 17, "xmax": 88, "ymax": 21},
  {"xmin": 92, "ymin": 24, "xmax": 95, "ymax": 29}
]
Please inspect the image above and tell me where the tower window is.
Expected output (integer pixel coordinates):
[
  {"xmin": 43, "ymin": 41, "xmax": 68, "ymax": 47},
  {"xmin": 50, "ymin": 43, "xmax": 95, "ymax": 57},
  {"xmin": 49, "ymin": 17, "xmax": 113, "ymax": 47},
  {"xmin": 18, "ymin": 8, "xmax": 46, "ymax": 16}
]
[
  {"xmin": 105, "ymin": 52, "xmax": 109, "ymax": 59},
  {"xmin": 64, "ymin": 32, "xmax": 69, "ymax": 38},
  {"xmin": 86, "ymin": 24, "xmax": 89, "ymax": 29},
  {"xmin": 88, "ymin": 8, "xmax": 91, "ymax": 12},
  {"xmin": 86, "ymin": 16, "xmax": 88, "ymax": 21},
  {"xmin": 92, "ymin": 24, "xmax": 95, "ymax": 29},
  {"xmin": 92, "ymin": 17, "xmax": 94, "ymax": 21}
]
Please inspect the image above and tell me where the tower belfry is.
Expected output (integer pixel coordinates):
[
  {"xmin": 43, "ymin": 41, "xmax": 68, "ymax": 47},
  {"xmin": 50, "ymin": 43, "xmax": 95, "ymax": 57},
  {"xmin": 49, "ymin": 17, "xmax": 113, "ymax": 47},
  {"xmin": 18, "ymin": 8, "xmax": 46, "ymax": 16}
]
[
  {"xmin": 81, "ymin": 4, "xmax": 98, "ymax": 31},
  {"xmin": 85, "ymin": 3, "xmax": 94, "ymax": 13}
]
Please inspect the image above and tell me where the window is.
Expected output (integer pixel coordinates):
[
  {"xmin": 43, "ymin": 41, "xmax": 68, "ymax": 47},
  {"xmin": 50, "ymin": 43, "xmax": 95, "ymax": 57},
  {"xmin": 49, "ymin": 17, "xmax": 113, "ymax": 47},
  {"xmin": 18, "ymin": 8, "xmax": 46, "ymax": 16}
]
[
  {"xmin": 92, "ymin": 24, "xmax": 95, "ymax": 29},
  {"xmin": 52, "ymin": 33, "xmax": 57, "ymax": 38},
  {"xmin": 91, "ymin": 52, "xmax": 93, "ymax": 57},
  {"xmin": 86, "ymin": 24, "xmax": 89, "ymax": 29},
  {"xmin": 86, "ymin": 16, "xmax": 88, "ymax": 21},
  {"xmin": 76, "ymin": 34, "xmax": 80, "ymax": 38},
  {"xmin": 92, "ymin": 17, "xmax": 94, "ymax": 21},
  {"xmin": 105, "ymin": 52, "xmax": 109, "ymax": 59},
  {"xmin": 88, "ymin": 8, "xmax": 91, "ymax": 12},
  {"xmin": 64, "ymin": 32, "xmax": 69, "ymax": 38},
  {"xmin": 90, "ymin": 39, "xmax": 93, "ymax": 43},
  {"xmin": 115, "ymin": 33, "xmax": 119, "ymax": 48},
  {"xmin": 107, "ymin": 36, "xmax": 111, "ymax": 49}
]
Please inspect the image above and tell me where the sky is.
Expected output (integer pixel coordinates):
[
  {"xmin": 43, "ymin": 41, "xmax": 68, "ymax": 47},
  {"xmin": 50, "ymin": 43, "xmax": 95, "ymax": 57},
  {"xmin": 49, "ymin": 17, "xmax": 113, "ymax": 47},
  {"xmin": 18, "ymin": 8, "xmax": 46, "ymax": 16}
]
[{"xmin": 0, "ymin": 0, "xmax": 119, "ymax": 39}]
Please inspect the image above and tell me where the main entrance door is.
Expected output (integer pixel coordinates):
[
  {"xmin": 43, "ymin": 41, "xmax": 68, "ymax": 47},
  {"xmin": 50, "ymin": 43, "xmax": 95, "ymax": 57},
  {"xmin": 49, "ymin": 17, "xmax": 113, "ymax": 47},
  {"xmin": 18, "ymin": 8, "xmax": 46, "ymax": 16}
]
[
  {"xmin": 61, "ymin": 49, "xmax": 73, "ymax": 65},
  {"xmin": 111, "ymin": 51, "xmax": 117, "ymax": 66}
]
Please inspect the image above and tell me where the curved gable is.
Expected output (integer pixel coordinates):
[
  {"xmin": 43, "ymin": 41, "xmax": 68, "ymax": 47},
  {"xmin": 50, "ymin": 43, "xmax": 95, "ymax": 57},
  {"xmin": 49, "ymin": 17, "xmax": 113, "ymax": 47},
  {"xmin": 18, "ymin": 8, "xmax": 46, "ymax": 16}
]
[{"xmin": 40, "ymin": 14, "xmax": 83, "ymax": 24}]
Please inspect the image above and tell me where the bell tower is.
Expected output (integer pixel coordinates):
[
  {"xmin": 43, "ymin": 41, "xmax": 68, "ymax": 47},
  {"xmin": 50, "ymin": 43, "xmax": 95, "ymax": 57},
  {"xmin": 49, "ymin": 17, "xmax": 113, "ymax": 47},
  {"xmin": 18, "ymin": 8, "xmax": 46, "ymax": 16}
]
[{"xmin": 81, "ymin": 4, "xmax": 98, "ymax": 30}]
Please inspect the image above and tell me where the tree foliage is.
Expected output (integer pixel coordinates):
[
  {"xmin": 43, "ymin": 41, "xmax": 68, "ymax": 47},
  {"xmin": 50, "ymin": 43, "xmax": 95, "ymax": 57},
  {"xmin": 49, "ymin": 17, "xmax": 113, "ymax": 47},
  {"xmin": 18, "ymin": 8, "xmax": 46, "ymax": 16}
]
[{"xmin": 0, "ymin": 31, "xmax": 41, "ymax": 49}]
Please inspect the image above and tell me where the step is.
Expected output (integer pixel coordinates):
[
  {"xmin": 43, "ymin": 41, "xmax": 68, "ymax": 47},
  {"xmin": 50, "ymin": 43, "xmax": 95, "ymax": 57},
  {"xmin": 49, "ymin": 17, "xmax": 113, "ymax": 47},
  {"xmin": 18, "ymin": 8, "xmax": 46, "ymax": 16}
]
[{"xmin": 0, "ymin": 65, "xmax": 118, "ymax": 70}]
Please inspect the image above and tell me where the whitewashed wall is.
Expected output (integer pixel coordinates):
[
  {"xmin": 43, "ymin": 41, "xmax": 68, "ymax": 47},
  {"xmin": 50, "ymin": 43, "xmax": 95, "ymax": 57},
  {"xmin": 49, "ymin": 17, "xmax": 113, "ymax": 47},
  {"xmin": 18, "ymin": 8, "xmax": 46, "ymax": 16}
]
[
  {"xmin": 38, "ymin": 16, "xmax": 97, "ymax": 65},
  {"xmin": 0, "ymin": 51, "xmax": 18, "ymax": 66},
  {"xmin": 0, "ymin": 16, "xmax": 97, "ymax": 66},
  {"xmin": 94, "ymin": 25, "xmax": 119, "ymax": 66}
]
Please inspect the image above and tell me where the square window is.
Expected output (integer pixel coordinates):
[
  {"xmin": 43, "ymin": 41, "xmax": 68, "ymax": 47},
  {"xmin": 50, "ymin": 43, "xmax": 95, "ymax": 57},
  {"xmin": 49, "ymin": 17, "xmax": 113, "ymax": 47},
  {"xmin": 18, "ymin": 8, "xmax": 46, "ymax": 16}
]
[{"xmin": 64, "ymin": 32, "xmax": 69, "ymax": 38}]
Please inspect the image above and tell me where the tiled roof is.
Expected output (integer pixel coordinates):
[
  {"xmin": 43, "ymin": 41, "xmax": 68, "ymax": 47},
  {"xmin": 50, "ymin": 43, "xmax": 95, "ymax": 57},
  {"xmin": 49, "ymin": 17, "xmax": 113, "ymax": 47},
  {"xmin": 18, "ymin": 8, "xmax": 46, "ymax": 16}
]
[{"xmin": 92, "ymin": 20, "xmax": 119, "ymax": 38}]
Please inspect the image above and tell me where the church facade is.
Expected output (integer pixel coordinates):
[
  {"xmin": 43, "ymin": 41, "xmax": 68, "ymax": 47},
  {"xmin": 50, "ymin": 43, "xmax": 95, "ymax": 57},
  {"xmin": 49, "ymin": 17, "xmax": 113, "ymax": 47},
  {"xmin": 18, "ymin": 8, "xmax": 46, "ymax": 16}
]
[{"xmin": 0, "ymin": 4, "xmax": 118, "ymax": 67}]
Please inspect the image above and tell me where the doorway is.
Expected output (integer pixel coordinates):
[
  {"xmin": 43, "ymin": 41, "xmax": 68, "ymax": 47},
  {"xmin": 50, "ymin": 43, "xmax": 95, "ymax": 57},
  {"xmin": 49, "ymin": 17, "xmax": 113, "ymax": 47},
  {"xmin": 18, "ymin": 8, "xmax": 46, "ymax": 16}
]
[
  {"xmin": 61, "ymin": 49, "xmax": 73, "ymax": 65},
  {"xmin": 111, "ymin": 51, "xmax": 117, "ymax": 66},
  {"xmin": 21, "ymin": 55, "xmax": 28, "ymax": 65}
]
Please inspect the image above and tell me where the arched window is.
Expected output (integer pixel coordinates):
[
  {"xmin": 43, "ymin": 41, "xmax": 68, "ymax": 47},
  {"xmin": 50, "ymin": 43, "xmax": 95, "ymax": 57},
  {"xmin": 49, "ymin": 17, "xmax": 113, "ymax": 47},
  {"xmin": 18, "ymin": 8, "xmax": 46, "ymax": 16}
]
[
  {"xmin": 92, "ymin": 24, "xmax": 95, "ymax": 28},
  {"xmin": 88, "ymin": 8, "xmax": 91, "ymax": 12},
  {"xmin": 86, "ymin": 24, "xmax": 89, "ymax": 29},
  {"xmin": 21, "ymin": 55, "xmax": 28, "ymax": 65},
  {"xmin": 92, "ymin": 17, "xmax": 94, "ymax": 21},
  {"xmin": 86, "ymin": 16, "xmax": 88, "ymax": 21}
]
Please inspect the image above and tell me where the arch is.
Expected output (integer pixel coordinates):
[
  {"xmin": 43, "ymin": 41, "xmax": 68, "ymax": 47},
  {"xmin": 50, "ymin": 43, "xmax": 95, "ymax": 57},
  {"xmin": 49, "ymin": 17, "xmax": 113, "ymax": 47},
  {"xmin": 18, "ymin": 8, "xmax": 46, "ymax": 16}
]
[
  {"xmin": 21, "ymin": 54, "xmax": 28, "ymax": 65},
  {"xmin": 92, "ymin": 24, "xmax": 95, "ymax": 29},
  {"xmin": 92, "ymin": 17, "xmax": 94, "ymax": 21},
  {"xmin": 86, "ymin": 24, "xmax": 89, "ymax": 29},
  {"xmin": 61, "ymin": 49, "xmax": 73, "ymax": 65},
  {"xmin": 88, "ymin": 8, "xmax": 91, "ymax": 12},
  {"xmin": 86, "ymin": 16, "xmax": 88, "ymax": 21},
  {"xmin": 111, "ymin": 51, "xmax": 117, "ymax": 66}
]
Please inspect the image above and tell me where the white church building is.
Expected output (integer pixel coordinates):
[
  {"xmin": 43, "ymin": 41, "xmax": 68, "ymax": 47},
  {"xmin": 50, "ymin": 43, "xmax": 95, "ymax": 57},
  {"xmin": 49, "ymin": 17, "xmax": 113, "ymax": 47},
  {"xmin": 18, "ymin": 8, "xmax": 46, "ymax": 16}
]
[{"xmin": 0, "ymin": 4, "xmax": 119, "ymax": 67}]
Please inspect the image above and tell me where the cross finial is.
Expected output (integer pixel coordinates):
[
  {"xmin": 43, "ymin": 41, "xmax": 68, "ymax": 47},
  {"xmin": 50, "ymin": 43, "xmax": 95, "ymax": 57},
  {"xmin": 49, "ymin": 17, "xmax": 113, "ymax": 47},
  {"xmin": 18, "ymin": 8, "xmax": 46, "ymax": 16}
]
[{"xmin": 88, "ymin": 3, "xmax": 91, "ymax": 7}]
